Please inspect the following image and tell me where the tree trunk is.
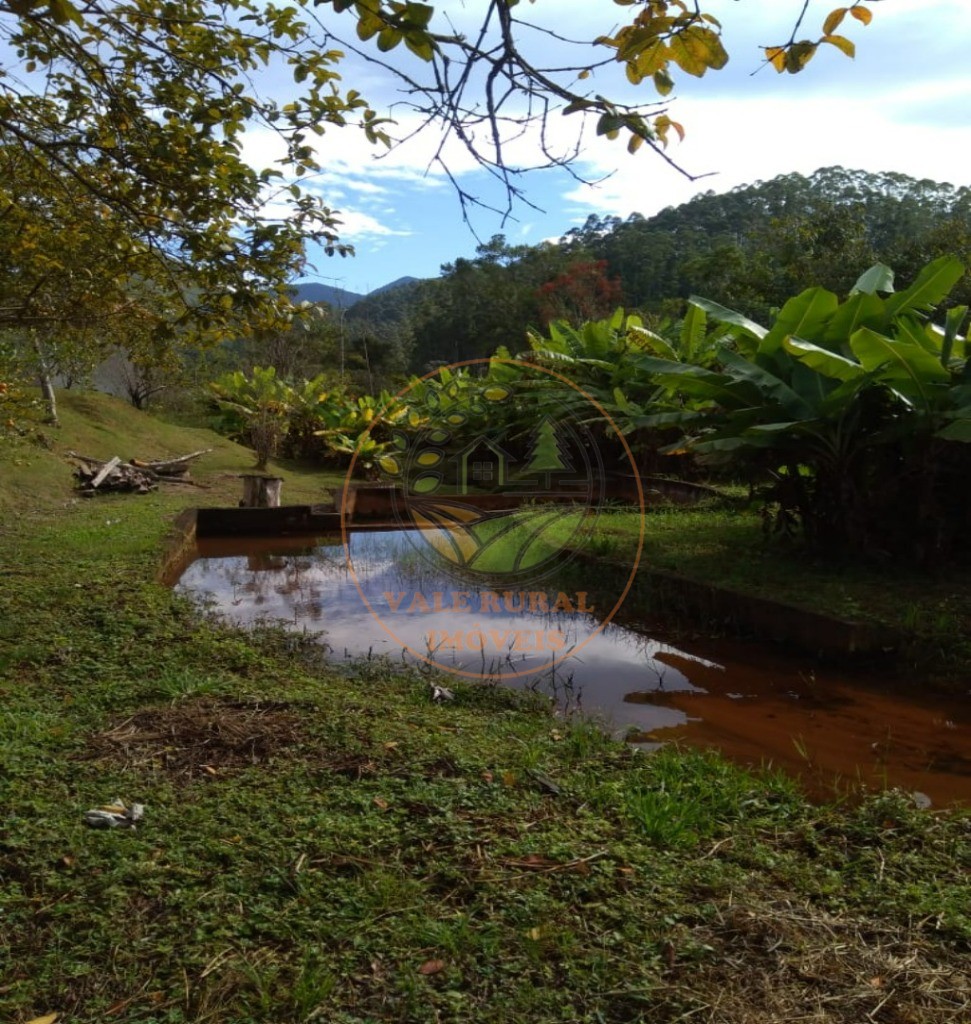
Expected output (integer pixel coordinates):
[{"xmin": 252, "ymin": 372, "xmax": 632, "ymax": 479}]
[
  {"xmin": 240, "ymin": 475, "xmax": 283, "ymax": 508},
  {"xmin": 33, "ymin": 337, "xmax": 58, "ymax": 425}
]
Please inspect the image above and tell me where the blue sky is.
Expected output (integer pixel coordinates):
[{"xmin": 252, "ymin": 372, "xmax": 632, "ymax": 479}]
[{"xmin": 241, "ymin": 1, "xmax": 971, "ymax": 296}]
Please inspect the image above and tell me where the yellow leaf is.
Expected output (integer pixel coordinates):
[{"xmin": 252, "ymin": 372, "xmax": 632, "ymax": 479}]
[
  {"xmin": 822, "ymin": 7, "xmax": 847, "ymax": 35},
  {"xmin": 764, "ymin": 46, "xmax": 787, "ymax": 72},
  {"xmin": 418, "ymin": 958, "xmax": 445, "ymax": 975},
  {"xmin": 627, "ymin": 133, "xmax": 644, "ymax": 154},
  {"xmin": 525, "ymin": 926, "xmax": 542, "ymax": 940},
  {"xmin": 654, "ymin": 115, "xmax": 685, "ymax": 145},
  {"xmin": 577, "ymin": 68, "xmax": 590, "ymax": 80},
  {"xmin": 823, "ymin": 34, "xmax": 855, "ymax": 58},
  {"xmin": 373, "ymin": 796, "xmax": 389, "ymax": 810},
  {"xmin": 27, "ymin": 1016, "xmax": 59, "ymax": 1024},
  {"xmin": 850, "ymin": 5, "xmax": 873, "ymax": 25}
]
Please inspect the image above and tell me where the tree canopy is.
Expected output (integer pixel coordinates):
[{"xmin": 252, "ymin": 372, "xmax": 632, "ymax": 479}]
[{"xmin": 1, "ymin": 0, "xmax": 878, "ymax": 339}]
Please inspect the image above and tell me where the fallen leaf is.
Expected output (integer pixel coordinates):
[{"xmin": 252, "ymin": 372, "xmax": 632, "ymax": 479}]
[
  {"xmin": 383, "ymin": 741, "xmax": 400, "ymax": 751},
  {"xmin": 480, "ymin": 770, "xmax": 494, "ymax": 783},
  {"xmin": 525, "ymin": 926, "xmax": 542, "ymax": 940},
  {"xmin": 27, "ymin": 1015, "xmax": 59, "ymax": 1024},
  {"xmin": 505, "ymin": 854, "xmax": 559, "ymax": 870},
  {"xmin": 418, "ymin": 959, "xmax": 445, "ymax": 975},
  {"xmin": 549, "ymin": 729, "xmax": 563, "ymax": 741},
  {"xmin": 869, "ymin": 977, "xmax": 885, "ymax": 988},
  {"xmin": 373, "ymin": 796, "xmax": 389, "ymax": 810},
  {"xmin": 501, "ymin": 770, "xmax": 517, "ymax": 787}
]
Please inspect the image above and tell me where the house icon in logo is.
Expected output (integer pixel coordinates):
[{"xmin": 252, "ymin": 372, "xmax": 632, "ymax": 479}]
[{"xmin": 453, "ymin": 437, "xmax": 515, "ymax": 494}]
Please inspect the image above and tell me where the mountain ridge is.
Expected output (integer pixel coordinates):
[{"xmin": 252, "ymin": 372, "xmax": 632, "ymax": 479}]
[{"xmin": 291, "ymin": 276, "xmax": 421, "ymax": 309}]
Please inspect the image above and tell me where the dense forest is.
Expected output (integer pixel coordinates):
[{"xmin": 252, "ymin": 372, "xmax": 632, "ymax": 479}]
[{"xmin": 331, "ymin": 166, "xmax": 971, "ymax": 380}]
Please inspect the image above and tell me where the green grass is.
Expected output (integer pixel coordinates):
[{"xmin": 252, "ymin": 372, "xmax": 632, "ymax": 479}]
[{"xmin": 0, "ymin": 397, "xmax": 969, "ymax": 1023}]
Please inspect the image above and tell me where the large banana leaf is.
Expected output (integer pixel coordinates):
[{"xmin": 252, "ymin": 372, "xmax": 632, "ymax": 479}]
[
  {"xmin": 718, "ymin": 348, "xmax": 814, "ymax": 419},
  {"xmin": 941, "ymin": 305, "xmax": 968, "ymax": 365},
  {"xmin": 885, "ymin": 255, "xmax": 965, "ymax": 317},
  {"xmin": 686, "ymin": 295, "xmax": 767, "ymax": 341},
  {"xmin": 784, "ymin": 336, "xmax": 867, "ymax": 383},
  {"xmin": 823, "ymin": 291, "xmax": 887, "ymax": 347},
  {"xmin": 849, "ymin": 327, "xmax": 950, "ymax": 406},
  {"xmin": 758, "ymin": 287, "xmax": 839, "ymax": 357},
  {"xmin": 630, "ymin": 355, "xmax": 763, "ymax": 409},
  {"xmin": 851, "ymin": 263, "xmax": 894, "ymax": 296},
  {"xmin": 680, "ymin": 302, "xmax": 707, "ymax": 363},
  {"xmin": 626, "ymin": 326, "xmax": 677, "ymax": 360}
]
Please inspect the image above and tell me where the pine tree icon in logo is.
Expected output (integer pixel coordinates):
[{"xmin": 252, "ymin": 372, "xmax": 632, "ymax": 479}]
[{"xmin": 519, "ymin": 416, "xmax": 574, "ymax": 491}]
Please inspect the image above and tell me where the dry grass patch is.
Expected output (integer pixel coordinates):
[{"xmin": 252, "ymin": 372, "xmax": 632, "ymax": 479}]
[
  {"xmin": 85, "ymin": 698, "xmax": 312, "ymax": 780},
  {"xmin": 656, "ymin": 894, "xmax": 971, "ymax": 1023}
]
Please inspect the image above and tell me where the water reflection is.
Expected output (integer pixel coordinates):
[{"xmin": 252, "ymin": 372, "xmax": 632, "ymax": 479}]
[{"xmin": 176, "ymin": 530, "xmax": 970, "ymax": 806}]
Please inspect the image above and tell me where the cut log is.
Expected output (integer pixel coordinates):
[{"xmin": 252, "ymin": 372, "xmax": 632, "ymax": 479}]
[
  {"xmin": 91, "ymin": 456, "xmax": 122, "ymax": 489},
  {"xmin": 133, "ymin": 449, "xmax": 213, "ymax": 476},
  {"xmin": 240, "ymin": 475, "xmax": 283, "ymax": 508}
]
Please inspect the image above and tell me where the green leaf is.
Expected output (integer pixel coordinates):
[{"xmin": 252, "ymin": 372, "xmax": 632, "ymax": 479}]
[
  {"xmin": 941, "ymin": 304, "xmax": 968, "ymax": 366},
  {"xmin": 687, "ymin": 296, "xmax": 767, "ymax": 341},
  {"xmin": 885, "ymin": 255, "xmax": 965, "ymax": 317},
  {"xmin": 784, "ymin": 336, "xmax": 866, "ymax": 382},
  {"xmin": 680, "ymin": 302, "xmax": 706, "ymax": 362},
  {"xmin": 633, "ymin": 356, "xmax": 762, "ymax": 410},
  {"xmin": 849, "ymin": 327, "xmax": 950, "ymax": 405},
  {"xmin": 719, "ymin": 348, "xmax": 814, "ymax": 419},
  {"xmin": 935, "ymin": 417, "xmax": 971, "ymax": 442},
  {"xmin": 760, "ymin": 287, "xmax": 840, "ymax": 355},
  {"xmin": 824, "ymin": 291, "xmax": 886, "ymax": 345},
  {"xmin": 627, "ymin": 326, "xmax": 676, "ymax": 360},
  {"xmin": 851, "ymin": 263, "xmax": 894, "ymax": 295}
]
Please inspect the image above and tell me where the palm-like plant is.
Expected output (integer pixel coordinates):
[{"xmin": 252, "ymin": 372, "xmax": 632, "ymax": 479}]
[{"xmin": 636, "ymin": 256, "xmax": 971, "ymax": 561}]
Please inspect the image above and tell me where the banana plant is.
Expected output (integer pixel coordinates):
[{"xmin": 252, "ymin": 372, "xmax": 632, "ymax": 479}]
[
  {"xmin": 209, "ymin": 366, "xmax": 294, "ymax": 469},
  {"xmin": 636, "ymin": 257, "xmax": 971, "ymax": 561}
]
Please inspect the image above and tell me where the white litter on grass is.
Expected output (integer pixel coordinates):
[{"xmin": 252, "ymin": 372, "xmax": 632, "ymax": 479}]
[
  {"xmin": 83, "ymin": 798, "xmax": 145, "ymax": 829},
  {"xmin": 430, "ymin": 684, "xmax": 454, "ymax": 702}
]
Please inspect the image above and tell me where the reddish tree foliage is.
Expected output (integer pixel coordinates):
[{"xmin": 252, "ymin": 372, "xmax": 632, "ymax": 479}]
[{"xmin": 536, "ymin": 260, "xmax": 625, "ymax": 326}]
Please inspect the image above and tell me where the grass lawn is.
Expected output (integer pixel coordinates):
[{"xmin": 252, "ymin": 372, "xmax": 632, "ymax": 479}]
[{"xmin": 0, "ymin": 393, "xmax": 968, "ymax": 1023}]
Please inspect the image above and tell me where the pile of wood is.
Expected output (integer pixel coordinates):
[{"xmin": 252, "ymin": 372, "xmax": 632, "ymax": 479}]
[{"xmin": 70, "ymin": 449, "xmax": 212, "ymax": 496}]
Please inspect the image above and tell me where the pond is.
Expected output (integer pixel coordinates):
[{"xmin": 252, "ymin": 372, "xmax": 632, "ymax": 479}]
[{"xmin": 175, "ymin": 528, "xmax": 970, "ymax": 806}]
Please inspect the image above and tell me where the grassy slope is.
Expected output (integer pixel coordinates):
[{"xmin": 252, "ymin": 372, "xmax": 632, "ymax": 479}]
[
  {"xmin": 0, "ymin": 396, "xmax": 968, "ymax": 1024},
  {"xmin": 1, "ymin": 390, "xmax": 342, "ymax": 513}
]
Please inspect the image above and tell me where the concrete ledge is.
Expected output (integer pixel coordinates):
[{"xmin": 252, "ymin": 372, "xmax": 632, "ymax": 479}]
[
  {"xmin": 158, "ymin": 508, "xmax": 198, "ymax": 586},
  {"xmin": 195, "ymin": 505, "xmax": 340, "ymax": 537},
  {"xmin": 626, "ymin": 564, "xmax": 898, "ymax": 659}
]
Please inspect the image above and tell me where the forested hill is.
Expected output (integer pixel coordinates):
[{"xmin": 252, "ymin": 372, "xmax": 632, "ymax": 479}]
[
  {"xmin": 559, "ymin": 166, "xmax": 971, "ymax": 318},
  {"xmin": 371, "ymin": 166, "xmax": 971, "ymax": 373}
]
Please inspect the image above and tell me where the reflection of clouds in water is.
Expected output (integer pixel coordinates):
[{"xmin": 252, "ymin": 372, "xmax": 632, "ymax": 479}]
[{"xmin": 176, "ymin": 530, "xmax": 722, "ymax": 734}]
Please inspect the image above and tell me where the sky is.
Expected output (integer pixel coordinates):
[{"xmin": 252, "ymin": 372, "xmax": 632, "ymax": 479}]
[{"xmin": 240, "ymin": 1, "xmax": 971, "ymax": 296}]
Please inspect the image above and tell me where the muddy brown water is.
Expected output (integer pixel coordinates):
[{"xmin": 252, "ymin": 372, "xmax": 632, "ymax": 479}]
[{"xmin": 174, "ymin": 530, "xmax": 970, "ymax": 807}]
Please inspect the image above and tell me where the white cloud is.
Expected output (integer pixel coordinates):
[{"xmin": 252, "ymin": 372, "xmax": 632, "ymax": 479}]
[
  {"xmin": 562, "ymin": 81, "xmax": 971, "ymax": 220},
  {"xmin": 334, "ymin": 207, "xmax": 412, "ymax": 239}
]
